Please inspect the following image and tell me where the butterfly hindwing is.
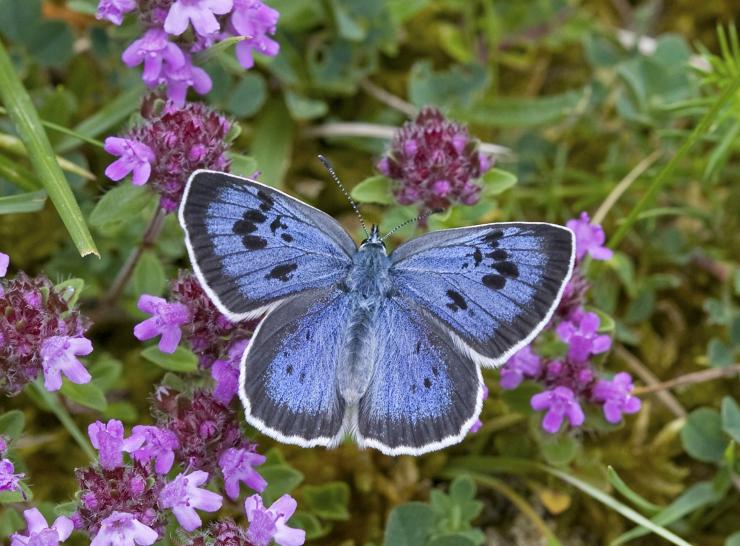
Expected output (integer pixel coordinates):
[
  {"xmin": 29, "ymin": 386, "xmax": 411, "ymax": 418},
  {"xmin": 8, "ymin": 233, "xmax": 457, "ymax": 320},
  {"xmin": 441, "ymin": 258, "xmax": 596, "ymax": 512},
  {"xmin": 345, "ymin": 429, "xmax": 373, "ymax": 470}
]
[
  {"xmin": 356, "ymin": 297, "xmax": 483, "ymax": 455},
  {"xmin": 239, "ymin": 287, "xmax": 353, "ymax": 447},
  {"xmin": 179, "ymin": 170, "xmax": 355, "ymax": 320},
  {"xmin": 390, "ymin": 222, "xmax": 575, "ymax": 367}
]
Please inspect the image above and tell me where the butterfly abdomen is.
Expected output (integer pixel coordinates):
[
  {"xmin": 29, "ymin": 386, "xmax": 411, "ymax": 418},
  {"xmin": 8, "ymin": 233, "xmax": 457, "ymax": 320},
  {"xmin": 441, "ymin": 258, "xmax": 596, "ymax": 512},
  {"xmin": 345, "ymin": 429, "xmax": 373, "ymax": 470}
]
[{"xmin": 337, "ymin": 245, "xmax": 393, "ymax": 404}]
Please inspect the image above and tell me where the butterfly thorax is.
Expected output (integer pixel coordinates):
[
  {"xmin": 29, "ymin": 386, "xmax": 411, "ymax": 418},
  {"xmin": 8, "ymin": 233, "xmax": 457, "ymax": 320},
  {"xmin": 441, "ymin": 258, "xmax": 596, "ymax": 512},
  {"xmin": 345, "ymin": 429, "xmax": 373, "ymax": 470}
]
[{"xmin": 337, "ymin": 242, "xmax": 393, "ymax": 404}]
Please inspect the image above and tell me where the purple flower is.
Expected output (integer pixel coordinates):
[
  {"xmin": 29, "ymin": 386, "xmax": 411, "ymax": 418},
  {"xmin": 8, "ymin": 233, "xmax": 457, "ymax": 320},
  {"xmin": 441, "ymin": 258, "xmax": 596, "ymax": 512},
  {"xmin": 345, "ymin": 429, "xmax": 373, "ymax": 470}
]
[
  {"xmin": 159, "ymin": 470, "xmax": 223, "ymax": 531},
  {"xmin": 10, "ymin": 508, "xmax": 73, "ymax": 546},
  {"xmin": 469, "ymin": 385, "xmax": 489, "ymax": 434},
  {"xmin": 90, "ymin": 512, "xmax": 158, "ymax": 546},
  {"xmin": 96, "ymin": 0, "xmax": 136, "ymax": 25},
  {"xmin": 164, "ymin": 0, "xmax": 234, "ymax": 37},
  {"xmin": 122, "ymin": 29, "xmax": 186, "ymax": 85},
  {"xmin": 158, "ymin": 57, "xmax": 213, "ymax": 105},
  {"xmin": 39, "ymin": 335, "xmax": 93, "ymax": 392},
  {"xmin": 0, "ymin": 252, "xmax": 8, "ymax": 277},
  {"xmin": 0, "ymin": 458, "xmax": 24, "ymax": 492},
  {"xmin": 219, "ymin": 447, "xmax": 267, "ymax": 499},
  {"xmin": 229, "ymin": 0, "xmax": 280, "ymax": 69},
  {"xmin": 88, "ymin": 420, "xmax": 144, "ymax": 471},
  {"xmin": 134, "ymin": 295, "xmax": 190, "ymax": 353},
  {"xmin": 500, "ymin": 346, "xmax": 542, "ymax": 390},
  {"xmin": 245, "ymin": 494, "xmax": 305, "ymax": 546},
  {"xmin": 131, "ymin": 425, "xmax": 180, "ymax": 474},
  {"xmin": 104, "ymin": 137, "xmax": 156, "ymax": 185},
  {"xmin": 0, "ymin": 273, "xmax": 91, "ymax": 396},
  {"xmin": 566, "ymin": 212, "xmax": 613, "ymax": 262},
  {"xmin": 378, "ymin": 107, "xmax": 490, "ymax": 212},
  {"xmin": 556, "ymin": 309, "xmax": 612, "ymax": 363},
  {"xmin": 211, "ymin": 339, "xmax": 248, "ymax": 404},
  {"xmin": 531, "ymin": 386, "xmax": 585, "ymax": 433},
  {"xmin": 592, "ymin": 372, "xmax": 641, "ymax": 423}
]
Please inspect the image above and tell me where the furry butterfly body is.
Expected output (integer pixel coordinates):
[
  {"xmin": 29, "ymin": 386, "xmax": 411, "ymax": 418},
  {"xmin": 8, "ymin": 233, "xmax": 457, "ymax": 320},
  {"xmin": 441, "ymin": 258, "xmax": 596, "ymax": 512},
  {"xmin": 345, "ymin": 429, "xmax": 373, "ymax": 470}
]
[{"xmin": 179, "ymin": 170, "xmax": 575, "ymax": 455}]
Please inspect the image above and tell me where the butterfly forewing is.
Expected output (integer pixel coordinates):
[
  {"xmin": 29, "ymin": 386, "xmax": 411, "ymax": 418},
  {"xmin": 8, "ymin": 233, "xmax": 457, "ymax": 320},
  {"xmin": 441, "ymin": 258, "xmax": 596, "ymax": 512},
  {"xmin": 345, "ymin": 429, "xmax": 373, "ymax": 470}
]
[
  {"xmin": 390, "ymin": 222, "xmax": 575, "ymax": 367},
  {"xmin": 179, "ymin": 170, "xmax": 355, "ymax": 321}
]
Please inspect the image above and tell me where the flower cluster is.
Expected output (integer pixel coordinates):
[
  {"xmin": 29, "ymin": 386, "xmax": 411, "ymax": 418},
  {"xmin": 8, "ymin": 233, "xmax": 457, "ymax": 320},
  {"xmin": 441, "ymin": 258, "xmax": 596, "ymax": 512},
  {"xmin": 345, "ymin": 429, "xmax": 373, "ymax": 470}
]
[
  {"xmin": 97, "ymin": 0, "xmax": 280, "ymax": 104},
  {"xmin": 498, "ymin": 213, "xmax": 640, "ymax": 433},
  {"xmin": 0, "ymin": 253, "xmax": 93, "ymax": 396},
  {"xmin": 377, "ymin": 107, "xmax": 492, "ymax": 212},
  {"xmin": 104, "ymin": 97, "xmax": 232, "ymax": 212},
  {"xmin": 134, "ymin": 271, "xmax": 253, "ymax": 368}
]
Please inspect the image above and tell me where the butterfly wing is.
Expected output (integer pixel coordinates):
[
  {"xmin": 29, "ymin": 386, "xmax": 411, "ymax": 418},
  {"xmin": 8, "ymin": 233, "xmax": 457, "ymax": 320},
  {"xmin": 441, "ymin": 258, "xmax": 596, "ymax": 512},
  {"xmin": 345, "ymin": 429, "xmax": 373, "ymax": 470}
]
[
  {"xmin": 355, "ymin": 297, "xmax": 483, "ymax": 455},
  {"xmin": 239, "ymin": 287, "xmax": 353, "ymax": 447},
  {"xmin": 179, "ymin": 170, "xmax": 356, "ymax": 321},
  {"xmin": 390, "ymin": 222, "xmax": 575, "ymax": 367}
]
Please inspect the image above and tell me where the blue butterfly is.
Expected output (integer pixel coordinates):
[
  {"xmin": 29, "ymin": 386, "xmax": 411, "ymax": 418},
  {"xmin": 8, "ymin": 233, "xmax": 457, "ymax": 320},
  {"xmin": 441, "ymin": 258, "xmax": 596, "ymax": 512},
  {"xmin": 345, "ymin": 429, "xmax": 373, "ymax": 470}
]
[{"xmin": 179, "ymin": 168, "xmax": 575, "ymax": 456}]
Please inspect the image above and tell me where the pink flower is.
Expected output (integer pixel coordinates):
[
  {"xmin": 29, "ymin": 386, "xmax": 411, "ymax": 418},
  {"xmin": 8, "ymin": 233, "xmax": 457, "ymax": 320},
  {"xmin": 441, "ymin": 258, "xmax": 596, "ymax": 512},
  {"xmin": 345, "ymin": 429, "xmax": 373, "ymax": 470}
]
[
  {"xmin": 104, "ymin": 137, "xmax": 155, "ymax": 185},
  {"xmin": 230, "ymin": 0, "xmax": 280, "ymax": 69},
  {"xmin": 219, "ymin": 447, "xmax": 267, "ymax": 499},
  {"xmin": 159, "ymin": 470, "xmax": 223, "ymax": 531},
  {"xmin": 122, "ymin": 29, "xmax": 186, "ymax": 85},
  {"xmin": 130, "ymin": 425, "xmax": 180, "ymax": 474},
  {"xmin": 566, "ymin": 212, "xmax": 613, "ymax": 262},
  {"xmin": 556, "ymin": 309, "xmax": 612, "ymax": 363},
  {"xmin": 10, "ymin": 508, "xmax": 73, "ymax": 546},
  {"xmin": 531, "ymin": 386, "xmax": 585, "ymax": 433},
  {"xmin": 245, "ymin": 494, "xmax": 305, "ymax": 546},
  {"xmin": 164, "ymin": 0, "xmax": 234, "ymax": 37},
  {"xmin": 158, "ymin": 57, "xmax": 213, "ymax": 105},
  {"xmin": 469, "ymin": 385, "xmax": 489, "ymax": 434},
  {"xmin": 592, "ymin": 372, "xmax": 642, "ymax": 423},
  {"xmin": 39, "ymin": 335, "xmax": 93, "ymax": 392},
  {"xmin": 0, "ymin": 458, "xmax": 24, "ymax": 492},
  {"xmin": 211, "ymin": 339, "xmax": 248, "ymax": 405},
  {"xmin": 500, "ymin": 346, "xmax": 542, "ymax": 390},
  {"xmin": 133, "ymin": 295, "xmax": 190, "ymax": 353},
  {"xmin": 88, "ymin": 420, "xmax": 144, "ymax": 470},
  {"xmin": 0, "ymin": 252, "xmax": 8, "ymax": 277},
  {"xmin": 96, "ymin": 0, "xmax": 136, "ymax": 25},
  {"xmin": 90, "ymin": 512, "xmax": 158, "ymax": 546}
]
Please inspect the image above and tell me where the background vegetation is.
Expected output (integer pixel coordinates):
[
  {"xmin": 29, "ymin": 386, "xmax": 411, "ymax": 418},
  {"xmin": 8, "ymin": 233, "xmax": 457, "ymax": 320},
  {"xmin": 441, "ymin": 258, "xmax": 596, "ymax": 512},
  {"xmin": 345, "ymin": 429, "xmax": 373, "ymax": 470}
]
[{"xmin": 0, "ymin": 0, "xmax": 738, "ymax": 544}]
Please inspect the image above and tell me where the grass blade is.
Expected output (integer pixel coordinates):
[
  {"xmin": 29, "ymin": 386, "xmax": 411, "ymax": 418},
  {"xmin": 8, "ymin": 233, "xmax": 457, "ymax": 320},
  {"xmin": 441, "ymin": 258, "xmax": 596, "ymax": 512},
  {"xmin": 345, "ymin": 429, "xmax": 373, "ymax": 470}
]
[
  {"xmin": 0, "ymin": 153, "xmax": 40, "ymax": 191},
  {"xmin": 0, "ymin": 133, "xmax": 96, "ymax": 181},
  {"xmin": 0, "ymin": 40, "xmax": 98, "ymax": 257},
  {"xmin": 0, "ymin": 190, "xmax": 47, "ymax": 214}
]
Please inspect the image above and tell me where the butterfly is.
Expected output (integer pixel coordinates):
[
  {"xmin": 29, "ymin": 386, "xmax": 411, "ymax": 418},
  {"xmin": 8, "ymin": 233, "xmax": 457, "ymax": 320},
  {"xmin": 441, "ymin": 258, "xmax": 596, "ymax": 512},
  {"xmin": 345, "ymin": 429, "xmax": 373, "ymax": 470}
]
[{"xmin": 178, "ymin": 167, "xmax": 575, "ymax": 456}]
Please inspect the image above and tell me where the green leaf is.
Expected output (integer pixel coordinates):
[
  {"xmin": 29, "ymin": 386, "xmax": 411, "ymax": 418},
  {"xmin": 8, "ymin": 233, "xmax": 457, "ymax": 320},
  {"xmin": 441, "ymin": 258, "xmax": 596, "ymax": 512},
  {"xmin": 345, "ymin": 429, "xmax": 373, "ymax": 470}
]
[
  {"xmin": 428, "ymin": 535, "xmax": 478, "ymax": 546},
  {"xmin": 0, "ymin": 482, "xmax": 32, "ymax": 504},
  {"xmin": 104, "ymin": 401, "xmax": 139, "ymax": 422},
  {"xmin": 726, "ymin": 531, "xmax": 740, "ymax": 546},
  {"xmin": 607, "ymin": 466, "xmax": 663, "ymax": 515},
  {"xmin": 193, "ymin": 35, "xmax": 246, "ymax": 64},
  {"xmin": 141, "ymin": 346, "xmax": 198, "ymax": 373},
  {"xmin": 225, "ymin": 73, "xmax": 268, "ymax": 118},
  {"xmin": 409, "ymin": 60, "xmax": 490, "ymax": 109},
  {"xmin": 0, "ymin": 40, "xmax": 98, "ymax": 256},
  {"xmin": 449, "ymin": 476, "xmax": 476, "ymax": 503},
  {"xmin": 0, "ymin": 189, "xmax": 46, "ymax": 214},
  {"xmin": 721, "ymin": 397, "xmax": 740, "ymax": 442},
  {"xmin": 480, "ymin": 168, "xmax": 517, "ymax": 196},
  {"xmin": 459, "ymin": 89, "xmax": 585, "ymax": 128},
  {"xmin": 228, "ymin": 153, "xmax": 258, "ymax": 178},
  {"xmin": 60, "ymin": 379, "xmax": 107, "ymax": 411},
  {"xmin": 0, "ymin": 0, "xmax": 41, "ymax": 42},
  {"xmin": 681, "ymin": 408, "xmax": 727, "ymax": 463},
  {"xmin": 289, "ymin": 512, "xmax": 331, "ymax": 540},
  {"xmin": 0, "ymin": 410, "xmax": 25, "ymax": 440},
  {"xmin": 260, "ymin": 464, "xmax": 304, "ymax": 506},
  {"xmin": 89, "ymin": 183, "xmax": 156, "ymax": 228},
  {"xmin": 301, "ymin": 482, "xmax": 350, "ymax": 521},
  {"xmin": 54, "ymin": 278, "xmax": 85, "ymax": 307},
  {"xmin": 133, "ymin": 250, "xmax": 166, "ymax": 298},
  {"xmin": 539, "ymin": 434, "xmax": 579, "ymax": 466},
  {"xmin": 351, "ymin": 175, "xmax": 394, "ymax": 204},
  {"xmin": 383, "ymin": 502, "xmax": 435, "ymax": 546},
  {"xmin": 26, "ymin": 21, "xmax": 74, "ymax": 67},
  {"xmin": 90, "ymin": 356, "xmax": 123, "ymax": 391},
  {"xmin": 250, "ymin": 98, "xmax": 294, "ymax": 187},
  {"xmin": 0, "ymin": 506, "xmax": 25, "ymax": 536},
  {"xmin": 284, "ymin": 90, "xmax": 328, "ymax": 120},
  {"xmin": 708, "ymin": 338, "xmax": 734, "ymax": 368}
]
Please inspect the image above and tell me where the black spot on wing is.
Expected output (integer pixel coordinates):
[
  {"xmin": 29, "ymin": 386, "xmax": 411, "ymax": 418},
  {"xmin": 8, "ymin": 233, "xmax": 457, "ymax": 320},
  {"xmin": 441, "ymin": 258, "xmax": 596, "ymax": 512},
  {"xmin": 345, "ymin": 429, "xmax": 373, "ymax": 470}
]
[
  {"xmin": 483, "ymin": 229, "xmax": 504, "ymax": 246},
  {"xmin": 493, "ymin": 261, "xmax": 519, "ymax": 278},
  {"xmin": 423, "ymin": 377, "xmax": 432, "ymax": 389},
  {"xmin": 243, "ymin": 210, "xmax": 267, "ymax": 223},
  {"xmin": 487, "ymin": 249, "xmax": 508, "ymax": 261},
  {"xmin": 473, "ymin": 247, "xmax": 482, "ymax": 266},
  {"xmin": 281, "ymin": 233, "xmax": 294, "ymax": 242},
  {"xmin": 270, "ymin": 216, "xmax": 288, "ymax": 234},
  {"xmin": 445, "ymin": 289, "xmax": 468, "ymax": 312},
  {"xmin": 482, "ymin": 273, "xmax": 506, "ymax": 290},
  {"xmin": 233, "ymin": 220, "xmax": 257, "ymax": 235},
  {"xmin": 243, "ymin": 235, "xmax": 268, "ymax": 250},
  {"xmin": 265, "ymin": 263, "xmax": 298, "ymax": 282},
  {"xmin": 256, "ymin": 190, "xmax": 274, "ymax": 212},
  {"xmin": 286, "ymin": 364, "xmax": 293, "ymax": 375}
]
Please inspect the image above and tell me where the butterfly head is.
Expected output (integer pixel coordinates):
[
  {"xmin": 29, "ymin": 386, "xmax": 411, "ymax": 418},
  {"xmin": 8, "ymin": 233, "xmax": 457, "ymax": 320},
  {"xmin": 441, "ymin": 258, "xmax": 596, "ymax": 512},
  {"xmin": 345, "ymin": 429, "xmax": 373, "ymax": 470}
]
[{"xmin": 360, "ymin": 225, "xmax": 386, "ymax": 251}]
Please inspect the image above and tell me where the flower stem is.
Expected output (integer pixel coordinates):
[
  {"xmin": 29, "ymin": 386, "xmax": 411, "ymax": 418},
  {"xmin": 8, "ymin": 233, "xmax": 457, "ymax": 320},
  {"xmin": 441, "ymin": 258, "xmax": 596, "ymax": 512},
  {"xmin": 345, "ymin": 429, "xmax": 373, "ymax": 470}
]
[
  {"xmin": 608, "ymin": 73, "xmax": 740, "ymax": 249},
  {"xmin": 104, "ymin": 207, "xmax": 167, "ymax": 305},
  {"xmin": 32, "ymin": 380, "xmax": 96, "ymax": 462}
]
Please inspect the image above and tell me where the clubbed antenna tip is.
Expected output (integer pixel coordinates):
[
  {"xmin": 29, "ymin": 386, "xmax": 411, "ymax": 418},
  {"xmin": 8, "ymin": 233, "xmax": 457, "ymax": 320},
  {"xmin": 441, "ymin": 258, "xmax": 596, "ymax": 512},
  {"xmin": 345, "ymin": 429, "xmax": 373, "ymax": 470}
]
[{"xmin": 318, "ymin": 155, "xmax": 369, "ymax": 238}]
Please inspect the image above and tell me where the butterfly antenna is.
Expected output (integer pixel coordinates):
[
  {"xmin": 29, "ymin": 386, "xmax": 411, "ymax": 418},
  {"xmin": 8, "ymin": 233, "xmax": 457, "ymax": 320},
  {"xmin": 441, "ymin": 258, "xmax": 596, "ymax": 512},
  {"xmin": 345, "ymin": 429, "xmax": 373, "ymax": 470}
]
[
  {"xmin": 381, "ymin": 209, "xmax": 444, "ymax": 241},
  {"xmin": 318, "ymin": 155, "xmax": 369, "ymax": 238}
]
